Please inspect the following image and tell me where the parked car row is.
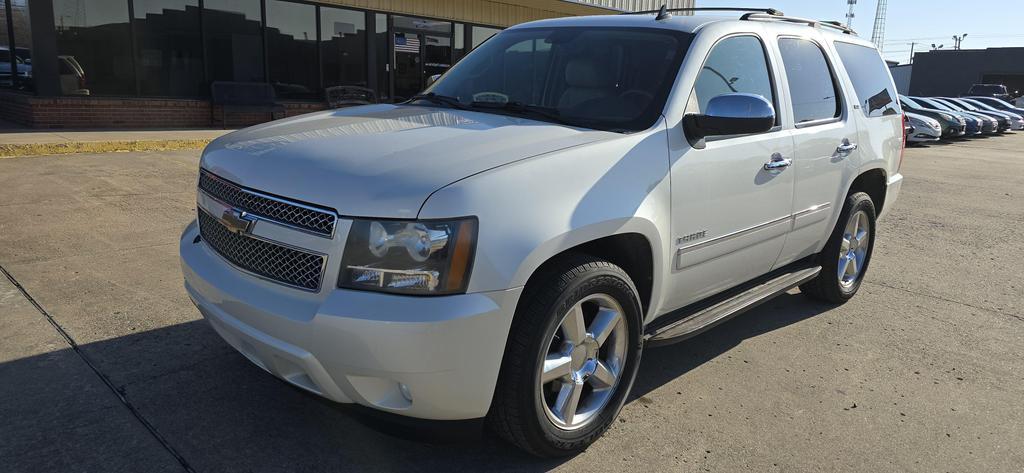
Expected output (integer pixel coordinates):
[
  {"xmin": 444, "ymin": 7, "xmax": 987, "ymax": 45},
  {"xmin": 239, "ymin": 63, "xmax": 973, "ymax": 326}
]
[{"xmin": 900, "ymin": 94, "xmax": 1024, "ymax": 144}]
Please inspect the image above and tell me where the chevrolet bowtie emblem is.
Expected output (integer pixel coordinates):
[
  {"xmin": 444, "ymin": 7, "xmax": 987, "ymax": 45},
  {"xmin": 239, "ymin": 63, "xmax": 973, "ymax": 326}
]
[{"xmin": 219, "ymin": 208, "xmax": 256, "ymax": 234}]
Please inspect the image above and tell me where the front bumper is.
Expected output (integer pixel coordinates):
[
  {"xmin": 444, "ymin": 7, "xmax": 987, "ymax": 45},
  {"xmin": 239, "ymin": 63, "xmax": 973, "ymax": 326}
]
[{"xmin": 180, "ymin": 221, "xmax": 522, "ymax": 420}]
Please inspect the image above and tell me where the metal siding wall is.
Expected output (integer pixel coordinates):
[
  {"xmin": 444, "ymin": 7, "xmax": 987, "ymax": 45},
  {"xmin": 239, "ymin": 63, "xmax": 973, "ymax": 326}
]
[
  {"xmin": 568, "ymin": 0, "xmax": 694, "ymax": 11},
  {"xmin": 314, "ymin": 0, "xmax": 620, "ymax": 27}
]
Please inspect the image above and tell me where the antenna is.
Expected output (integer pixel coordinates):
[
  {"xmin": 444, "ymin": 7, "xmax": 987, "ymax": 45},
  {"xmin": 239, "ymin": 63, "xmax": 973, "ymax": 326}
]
[
  {"xmin": 655, "ymin": 5, "xmax": 671, "ymax": 21},
  {"xmin": 870, "ymin": 0, "xmax": 887, "ymax": 51}
]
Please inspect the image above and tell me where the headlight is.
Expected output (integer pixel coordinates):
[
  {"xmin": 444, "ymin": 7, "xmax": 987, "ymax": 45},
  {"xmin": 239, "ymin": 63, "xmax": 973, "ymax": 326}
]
[
  {"xmin": 339, "ymin": 218, "xmax": 477, "ymax": 295},
  {"xmin": 939, "ymin": 113, "xmax": 954, "ymax": 121}
]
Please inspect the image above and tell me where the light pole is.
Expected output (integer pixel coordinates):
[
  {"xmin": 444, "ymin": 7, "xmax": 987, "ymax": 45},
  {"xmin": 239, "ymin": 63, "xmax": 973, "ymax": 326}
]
[{"xmin": 952, "ymin": 34, "xmax": 968, "ymax": 50}]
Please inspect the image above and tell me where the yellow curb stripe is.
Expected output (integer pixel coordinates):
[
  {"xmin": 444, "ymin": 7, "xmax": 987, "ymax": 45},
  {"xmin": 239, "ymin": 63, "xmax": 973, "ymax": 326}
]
[{"xmin": 0, "ymin": 139, "xmax": 212, "ymax": 158}]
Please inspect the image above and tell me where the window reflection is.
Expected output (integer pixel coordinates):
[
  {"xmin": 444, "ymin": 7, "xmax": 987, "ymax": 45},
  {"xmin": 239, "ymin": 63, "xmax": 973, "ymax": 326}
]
[
  {"xmin": 133, "ymin": 0, "xmax": 204, "ymax": 97},
  {"xmin": 265, "ymin": 0, "xmax": 318, "ymax": 99},
  {"xmin": 373, "ymin": 13, "xmax": 389, "ymax": 102},
  {"xmin": 53, "ymin": 0, "xmax": 135, "ymax": 95},
  {"xmin": 471, "ymin": 26, "xmax": 500, "ymax": 49},
  {"xmin": 204, "ymin": 0, "xmax": 264, "ymax": 83},
  {"xmin": 320, "ymin": 7, "xmax": 366, "ymax": 89}
]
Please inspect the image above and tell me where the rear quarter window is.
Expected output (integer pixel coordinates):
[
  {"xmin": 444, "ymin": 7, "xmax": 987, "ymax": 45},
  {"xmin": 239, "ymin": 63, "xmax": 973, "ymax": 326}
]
[{"xmin": 834, "ymin": 42, "xmax": 901, "ymax": 118}]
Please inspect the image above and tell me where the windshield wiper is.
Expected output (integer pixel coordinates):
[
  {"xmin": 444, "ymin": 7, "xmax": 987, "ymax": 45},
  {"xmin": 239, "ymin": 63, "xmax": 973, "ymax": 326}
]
[
  {"xmin": 470, "ymin": 101, "xmax": 573, "ymax": 126},
  {"xmin": 406, "ymin": 92, "xmax": 471, "ymax": 110}
]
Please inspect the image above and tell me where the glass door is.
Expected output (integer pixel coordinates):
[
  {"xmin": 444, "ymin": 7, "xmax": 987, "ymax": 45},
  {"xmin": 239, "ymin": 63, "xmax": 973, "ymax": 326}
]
[
  {"xmin": 390, "ymin": 15, "xmax": 453, "ymax": 102},
  {"xmin": 423, "ymin": 35, "xmax": 452, "ymax": 85},
  {"xmin": 392, "ymin": 31, "xmax": 422, "ymax": 102}
]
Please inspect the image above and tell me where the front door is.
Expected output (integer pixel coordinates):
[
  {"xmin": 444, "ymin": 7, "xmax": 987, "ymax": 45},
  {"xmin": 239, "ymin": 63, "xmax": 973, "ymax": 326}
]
[{"xmin": 665, "ymin": 34, "xmax": 795, "ymax": 310}]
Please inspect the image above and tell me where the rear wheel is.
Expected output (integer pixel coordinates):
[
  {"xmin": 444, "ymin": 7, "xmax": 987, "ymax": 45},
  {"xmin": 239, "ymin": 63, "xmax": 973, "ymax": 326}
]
[
  {"xmin": 488, "ymin": 255, "xmax": 643, "ymax": 457},
  {"xmin": 801, "ymin": 192, "xmax": 876, "ymax": 303}
]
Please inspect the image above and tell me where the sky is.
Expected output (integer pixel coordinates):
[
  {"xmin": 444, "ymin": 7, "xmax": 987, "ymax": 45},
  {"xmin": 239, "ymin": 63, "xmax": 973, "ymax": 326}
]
[{"xmin": 696, "ymin": 1, "xmax": 1024, "ymax": 64}]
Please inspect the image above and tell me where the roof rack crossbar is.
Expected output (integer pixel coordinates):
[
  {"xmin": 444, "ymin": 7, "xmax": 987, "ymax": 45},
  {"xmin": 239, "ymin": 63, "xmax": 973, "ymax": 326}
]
[{"xmin": 740, "ymin": 12, "xmax": 857, "ymax": 35}]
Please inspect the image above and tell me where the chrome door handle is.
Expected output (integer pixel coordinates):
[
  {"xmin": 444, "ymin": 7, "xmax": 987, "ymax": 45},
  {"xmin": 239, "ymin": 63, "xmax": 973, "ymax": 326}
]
[
  {"xmin": 836, "ymin": 139, "xmax": 859, "ymax": 156},
  {"xmin": 763, "ymin": 153, "xmax": 792, "ymax": 172}
]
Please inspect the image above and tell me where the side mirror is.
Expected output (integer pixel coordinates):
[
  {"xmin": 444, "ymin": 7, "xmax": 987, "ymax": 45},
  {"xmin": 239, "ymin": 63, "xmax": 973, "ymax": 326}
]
[
  {"xmin": 426, "ymin": 74, "xmax": 442, "ymax": 87},
  {"xmin": 683, "ymin": 93, "xmax": 775, "ymax": 145}
]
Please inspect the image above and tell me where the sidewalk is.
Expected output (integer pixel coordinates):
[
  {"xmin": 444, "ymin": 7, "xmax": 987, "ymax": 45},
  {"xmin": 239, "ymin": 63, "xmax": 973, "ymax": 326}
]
[{"xmin": 0, "ymin": 120, "xmax": 233, "ymax": 157}]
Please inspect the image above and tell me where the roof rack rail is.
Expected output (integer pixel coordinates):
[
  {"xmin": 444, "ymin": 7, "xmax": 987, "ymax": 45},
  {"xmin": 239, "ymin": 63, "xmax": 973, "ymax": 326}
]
[
  {"xmin": 740, "ymin": 12, "xmax": 857, "ymax": 35},
  {"xmin": 623, "ymin": 7, "xmax": 784, "ymax": 18}
]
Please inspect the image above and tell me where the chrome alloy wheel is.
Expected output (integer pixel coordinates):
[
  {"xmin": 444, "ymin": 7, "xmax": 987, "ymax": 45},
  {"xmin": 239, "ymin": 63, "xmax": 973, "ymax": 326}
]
[
  {"xmin": 538, "ymin": 293, "xmax": 628, "ymax": 431},
  {"xmin": 838, "ymin": 210, "xmax": 871, "ymax": 288}
]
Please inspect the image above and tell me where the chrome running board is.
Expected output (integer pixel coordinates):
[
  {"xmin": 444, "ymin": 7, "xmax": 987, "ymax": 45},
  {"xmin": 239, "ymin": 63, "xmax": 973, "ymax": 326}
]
[{"xmin": 645, "ymin": 265, "xmax": 821, "ymax": 346}]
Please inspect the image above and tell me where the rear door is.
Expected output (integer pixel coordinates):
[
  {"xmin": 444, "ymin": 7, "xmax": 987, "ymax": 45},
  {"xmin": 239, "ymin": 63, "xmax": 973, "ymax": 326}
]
[
  {"xmin": 665, "ymin": 33, "xmax": 796, "ymax": 309},
  {"xmin": 771, "ymin": 35, "xmax": 859, "ymax": 267}
]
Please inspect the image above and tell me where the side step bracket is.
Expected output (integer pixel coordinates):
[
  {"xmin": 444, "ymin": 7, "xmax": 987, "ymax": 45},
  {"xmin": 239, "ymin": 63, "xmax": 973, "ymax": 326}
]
[{"xmin": 645, "ymin": 266, "xmax": 821, "ymax": 346}]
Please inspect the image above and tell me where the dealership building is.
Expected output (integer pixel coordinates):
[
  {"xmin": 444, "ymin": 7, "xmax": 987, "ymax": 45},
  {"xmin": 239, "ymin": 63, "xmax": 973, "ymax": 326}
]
[
  {"xmin": 0, "ymin": 0, "xmax": 693, "ymax": 128},
  {"xmin": 905, "ymin": 47, "xmax": 1024, "ymax": 97}
]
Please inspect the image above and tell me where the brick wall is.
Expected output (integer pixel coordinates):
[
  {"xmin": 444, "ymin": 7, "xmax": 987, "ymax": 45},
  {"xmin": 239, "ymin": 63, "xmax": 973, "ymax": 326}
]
[{"xmin": 0, "ymin": 91, "xmax": 329, "ymax": 129}]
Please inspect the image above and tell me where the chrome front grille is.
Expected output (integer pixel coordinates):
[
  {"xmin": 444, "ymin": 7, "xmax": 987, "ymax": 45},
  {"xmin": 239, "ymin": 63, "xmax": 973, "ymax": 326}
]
[
  {"xmin": 198, "ymin": 210, "xmax": 326, "ymax": 291},
  {"xmin": 198, "ymin": 170, "xmax": 337, "ymax": 236}
]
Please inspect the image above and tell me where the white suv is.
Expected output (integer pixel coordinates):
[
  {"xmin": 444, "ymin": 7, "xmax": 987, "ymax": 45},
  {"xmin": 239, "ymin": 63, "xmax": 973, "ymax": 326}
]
[{"xmin": 180, "ymin": 7, "xmax": 904, "ymax": 457}]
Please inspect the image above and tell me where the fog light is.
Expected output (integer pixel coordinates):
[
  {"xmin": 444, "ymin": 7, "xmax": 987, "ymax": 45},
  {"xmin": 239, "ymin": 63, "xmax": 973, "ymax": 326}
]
[{"xmin": 398, "ymin": 382, "xmax": 413, "ymax": 402}]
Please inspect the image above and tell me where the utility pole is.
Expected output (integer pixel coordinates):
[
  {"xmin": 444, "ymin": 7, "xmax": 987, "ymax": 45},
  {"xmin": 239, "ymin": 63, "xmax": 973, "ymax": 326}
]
[
  {"xmin": 908, "ymin": 42, "xmax": 917, "ymax": 64},
  {"xmin": 952, "ymin": 34, "xmax": 968, "ymax": 50},
  {"xmin": 846, "ymin": 0, "xmax": 857, "ymax": 28}
]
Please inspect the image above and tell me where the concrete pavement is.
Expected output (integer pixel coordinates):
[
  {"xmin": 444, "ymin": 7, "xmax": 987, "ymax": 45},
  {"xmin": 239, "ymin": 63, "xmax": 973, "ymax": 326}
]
[{"xmin": 0, "ymin": 135, "xmax": 1022, "ymax": 472}]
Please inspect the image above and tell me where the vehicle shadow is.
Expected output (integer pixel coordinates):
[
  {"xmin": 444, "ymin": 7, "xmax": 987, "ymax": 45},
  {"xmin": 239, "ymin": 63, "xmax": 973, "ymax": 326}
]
[{"xmin": 3, "ymin": 291, "xmax": 833, "ymax": 472}]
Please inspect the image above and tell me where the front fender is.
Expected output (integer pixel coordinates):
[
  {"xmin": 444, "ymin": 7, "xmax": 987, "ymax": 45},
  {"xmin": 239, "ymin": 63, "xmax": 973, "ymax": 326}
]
[{"xmin": 417, "ymin": 123, "xmax": 673, "ymax": 310}]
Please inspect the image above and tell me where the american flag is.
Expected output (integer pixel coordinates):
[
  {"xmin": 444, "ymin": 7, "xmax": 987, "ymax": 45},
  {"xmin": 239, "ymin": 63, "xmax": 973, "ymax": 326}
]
[{"xmin": 395, "ymin": 34, "xmax": 420, "ymax": 53}]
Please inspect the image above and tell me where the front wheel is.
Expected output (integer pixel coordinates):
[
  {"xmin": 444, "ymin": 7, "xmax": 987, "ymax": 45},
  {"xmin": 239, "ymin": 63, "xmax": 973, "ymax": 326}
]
[
  {"xmin": 488, "ymin": 255, "xmax": 643, "ymax": 457},
  {"xmin": 801, "ymin": 192, "xmax": 877, "ymax": 303}
]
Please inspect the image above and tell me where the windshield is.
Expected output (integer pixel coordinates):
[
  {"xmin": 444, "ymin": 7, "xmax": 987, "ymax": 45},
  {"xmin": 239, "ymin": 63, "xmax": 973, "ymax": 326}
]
[
  {"xmin": 977, "ymin": 97, "xmax": 1014, "ymax": 108},
  {"xmin": 420, "ymin": 27, "xmax": 693, "ymax": 132},
  {"xmin": 964, "ymin": 99, "xmax": 998, "ymax": 111},
  {"xmin": 917, "ymin": 97, "xmax": 954, "ymax": 112},
  {"xmin": 970, "ymin": 85, "xmax": 1006, "ymax": 94},
  {"xmin": 900, "ymin": 96, "xmax": 925, "ymax": 109},
  {"xmin": 948, "ymin": 98, "xmax": 979, "ymax": 111}
]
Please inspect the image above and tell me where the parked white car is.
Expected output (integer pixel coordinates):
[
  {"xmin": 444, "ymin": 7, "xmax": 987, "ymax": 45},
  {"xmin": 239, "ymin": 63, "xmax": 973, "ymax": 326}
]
[
  {"xmin": 181, "ymin": 7, "xmax": 904, "ymax": 457},
  {"xmin": 905, "ymin": 112, "xmax": 941, "ymax": 142}
]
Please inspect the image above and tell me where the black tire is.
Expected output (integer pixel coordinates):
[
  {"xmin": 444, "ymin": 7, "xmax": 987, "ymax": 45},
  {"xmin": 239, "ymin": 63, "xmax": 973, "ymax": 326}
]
[
  {"xmin": 487, "ymin": 254, "xmax": 643, "ymax": 457},
  {"xmin": 801, "ymin": 192, "xmax": 877, "ymax": 303}
]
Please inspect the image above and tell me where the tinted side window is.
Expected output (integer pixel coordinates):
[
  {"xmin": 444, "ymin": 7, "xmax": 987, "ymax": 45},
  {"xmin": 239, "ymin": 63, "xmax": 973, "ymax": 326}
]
[
  {"xmin": 778, "ymin": 38, "xmax": 840, "ymax": 124},
  {"xmin": 688, "ymin": 35, "xmax": 775, "ymax": 116},
  {"xmin": 834, "ymin": 42, "xmax": 900, "ymax": 118}
]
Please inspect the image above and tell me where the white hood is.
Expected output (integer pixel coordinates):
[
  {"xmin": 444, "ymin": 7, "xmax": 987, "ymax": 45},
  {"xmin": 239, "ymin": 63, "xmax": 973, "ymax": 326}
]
[{"xmin": 200, "ymin": 104, "xmax": 616, "ymax": 218}]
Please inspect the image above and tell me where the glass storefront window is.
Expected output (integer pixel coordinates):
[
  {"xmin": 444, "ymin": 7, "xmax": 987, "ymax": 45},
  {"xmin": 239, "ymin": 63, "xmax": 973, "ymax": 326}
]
[
  {"xmin": 203, "ymin": 0, "xmax": 263, "ymax": 83},
  {"xmin": 471, "ymin": 25, "xmax": 500, "ymax": 49},
  {"xmin": 133, "ymin": 0, "xmax": 204, "ymax": 96},
  {"xmin": 1, "ymin": 0, "xmax": 11, "ymax": 88},
  {"xmin": 373, "ymin": 13, "xmax": 388, "ymax": 102},
  {"xmin": 53, "ymin": 0, "xmax": 135, "ymax": 95},
  {"xmin": 320, "ymin": 6, "xmax": 366, "ymax": 89},
  {"xmin": 453, "ymin": 22, "xmax": 466, "ymax": 63},
  {"xmin": 265, "ymin": 0, "xmax": 317, "ymax": 99},
  {"xmin": 393, "ymin": 15, "xmax": 449, "ymax": 35},
  {"xmin": 10, "ymin": 0, "xmax": 30, "ymax": 90}
]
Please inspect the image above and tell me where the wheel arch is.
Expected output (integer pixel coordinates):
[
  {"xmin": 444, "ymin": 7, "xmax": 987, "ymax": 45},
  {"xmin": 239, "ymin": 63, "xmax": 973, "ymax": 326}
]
[
  {"xmin": 848, "ymin": 167, "xmax": 887, "ymax": 214},
  {"xmin": 512, "ymin": 219, "xmax": 664, "ymax": 320}
]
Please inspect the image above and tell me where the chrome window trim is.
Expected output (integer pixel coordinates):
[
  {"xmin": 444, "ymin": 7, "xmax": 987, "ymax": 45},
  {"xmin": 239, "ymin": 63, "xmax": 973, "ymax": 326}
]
[
  {"xmin": 197, "ymin": 208, "xmax": 329, "ymax": 292},
  {"xmin": 199, "ymin": 169, "xmax": 338, "ymax": 238}
]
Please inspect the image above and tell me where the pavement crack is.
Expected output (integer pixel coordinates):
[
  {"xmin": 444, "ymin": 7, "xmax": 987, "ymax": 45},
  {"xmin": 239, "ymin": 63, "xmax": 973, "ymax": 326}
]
[
  {"xmin": 865, "ymin": 280, "xmax": 1023, "ymax": 323},
  {"xmin": 0, "ymin": 264, "xmax": 197, "ymax": 473}
]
